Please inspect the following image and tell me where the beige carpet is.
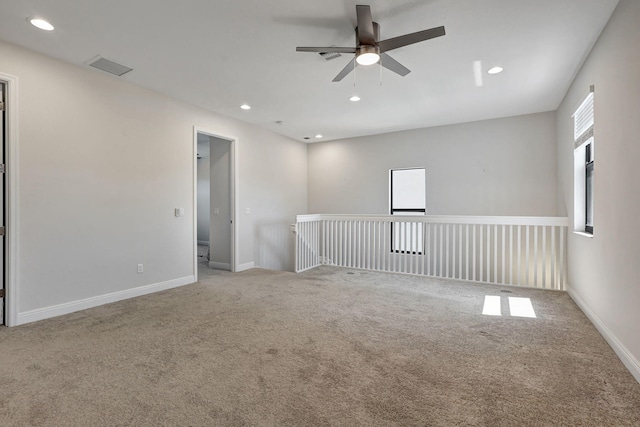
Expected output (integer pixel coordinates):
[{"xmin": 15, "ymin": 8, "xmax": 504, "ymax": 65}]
[{"xmin": 0, "ymin": 264, "xmax": 639, "ymax": 426}]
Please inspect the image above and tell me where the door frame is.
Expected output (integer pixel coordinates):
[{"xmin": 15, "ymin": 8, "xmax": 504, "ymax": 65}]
[
  {"xmin": 193, "ymin": 127, "xmax": 238, "ymax": 278},
  {"xmin": 0, "ymin": 72, "xmax": 18, "ymax": 326}
]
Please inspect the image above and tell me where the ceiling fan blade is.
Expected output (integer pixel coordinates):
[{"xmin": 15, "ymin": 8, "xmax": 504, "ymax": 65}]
[
  {"xmin": 296, "ymin": 46, "xmax": 357, "ymax": 53},
  {"xmin": 378, "ymin": 26, "xmax": 446, "ymax": 53},
  {"xmin": 332, "ymin": 57, "xmax": 357, "ymax": 82},
  {"xmin": 356, "ymin": 5, "xmax": 376, "ymax": 45},
  {"xmin": 380, "ymin": 53, "xmax": 410, "ymax": 77}
]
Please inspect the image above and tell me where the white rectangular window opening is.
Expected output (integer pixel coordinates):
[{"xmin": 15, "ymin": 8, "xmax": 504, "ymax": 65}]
[
  {"xmin": 390, "ymin": 168, "xmax": 426, "ymax": 253},
  {"xmin": 573, "ymin": 89, "xmax": 594, "ymax": 235}
]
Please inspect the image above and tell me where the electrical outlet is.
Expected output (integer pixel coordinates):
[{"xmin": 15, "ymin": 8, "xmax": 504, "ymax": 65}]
[
  {"xmin": 245, "ymin": 207, "xmax": 251, "ymax": 215},
  {"xmin": 137, "ymin": 264, "xmax": 143, "ymax": 274}
]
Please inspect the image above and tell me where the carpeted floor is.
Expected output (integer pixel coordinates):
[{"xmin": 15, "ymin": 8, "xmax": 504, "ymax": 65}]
[{"xmin": 0, "ymin": 263, "xmax": 639, "ymax": 426}]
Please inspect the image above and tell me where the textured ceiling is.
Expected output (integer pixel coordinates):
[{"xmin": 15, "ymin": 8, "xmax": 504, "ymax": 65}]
[{"xmin": 0, "ymin": 0, "xmax": 619, "ymax": 142}]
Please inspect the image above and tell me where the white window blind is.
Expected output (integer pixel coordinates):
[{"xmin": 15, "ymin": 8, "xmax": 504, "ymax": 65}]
[{"xmin": 573, "ymin": 91, "xmax": 594, "ymax": 143}]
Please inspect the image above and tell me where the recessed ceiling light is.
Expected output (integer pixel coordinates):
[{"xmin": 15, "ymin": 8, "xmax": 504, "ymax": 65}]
[
  {"xmin": 315, "ymin": 134, "xmax": 323, "ymax": 139},
  {"xmin": 349, "ymin": 95, "xmax": 361, "ymax": 102},
  {"xmin": 240, "ymin": 104, "xmax": 251, "ymax": 110},
  {"xmin": 488, "ymin": 66, "xmax": 504, "ymax": 75},
  {"xmin": 29, "ymin": 18, "xmax": 54, "ymax": 31}
]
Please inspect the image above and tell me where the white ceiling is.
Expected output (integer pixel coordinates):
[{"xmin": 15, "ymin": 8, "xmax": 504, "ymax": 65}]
[{"xmin": 0, "ymin": 0, "xmax": 619, "ymax": 142}]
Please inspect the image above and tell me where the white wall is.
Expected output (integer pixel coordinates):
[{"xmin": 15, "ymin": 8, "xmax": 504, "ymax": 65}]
[
  {"xmin": 196, "ymin": 144, "xmax": 210, "ymax": 244},
  {"xmin": 308, "ymin": 112, "xmax": 557, "ymax": 216},
  {"xmin": 556, "ymin": 0, "xmax": 640, "ymax": 381},
  {"xmin": 0, "ymin": 39, "xmax": 307, "ymax": 323}
]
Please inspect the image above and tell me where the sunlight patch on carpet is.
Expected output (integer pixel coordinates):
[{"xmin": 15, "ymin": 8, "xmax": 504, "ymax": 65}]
[
  {"xmin": 482, "ymin": 296, "xmax": 537, "ymax": 318},
  {"xmin": 508, "ymin": 297, "xmax": 537, "ymax": 318},
  {"xmin": 482, "ymin": 296, "xmax": 502, "ymax": 316}
]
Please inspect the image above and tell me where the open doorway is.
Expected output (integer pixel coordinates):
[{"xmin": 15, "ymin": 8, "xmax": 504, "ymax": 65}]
[
  {"xmin": 0, "ymin": 81, "xmax": 5, "ymax": 325},
  {"xmin": 0, "ymin": 72, "xmax": 16, "ymax": 327},
  {"xmin": 194, "ymin": 128, "xmax": 237, "ymax": 277}
]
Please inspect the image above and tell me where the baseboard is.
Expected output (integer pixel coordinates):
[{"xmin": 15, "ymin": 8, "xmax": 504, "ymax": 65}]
[
  {"xmin": 568, "ymin": 286, "xmax": 640, "ymax": 384},
  {"xmin": 16, "ymin": 275, "xmax": 196, "ymax": 326},
  {"xmin": 209, "ymin": 261, "xmax": 231, "ymax": 271},
  {"xmin": 197, "ymin": 240, "xmax": 209, "ymax": 246},
  {"xmin": 236, "ymin": 262, "xmax": 254, "ymax": 272}
]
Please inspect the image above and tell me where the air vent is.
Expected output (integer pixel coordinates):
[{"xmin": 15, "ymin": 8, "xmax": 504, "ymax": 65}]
[
  {"xmin": 319, "ymin": 51, "xmax": 342, "ymax": 61},
  {"xmin": 88, "ymin": 56, "xmax": 133, "ymax": 76}
]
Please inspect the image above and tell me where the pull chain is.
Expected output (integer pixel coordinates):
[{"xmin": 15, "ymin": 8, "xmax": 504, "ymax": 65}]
[{"xmin": 353, "ymin": 58, "xmax": 357, "ymax": 88}]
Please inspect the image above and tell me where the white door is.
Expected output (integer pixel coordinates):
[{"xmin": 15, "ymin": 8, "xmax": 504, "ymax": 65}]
[{"xmin": 0, "ymin": 82, "xmax": 5, "ymax": 325}]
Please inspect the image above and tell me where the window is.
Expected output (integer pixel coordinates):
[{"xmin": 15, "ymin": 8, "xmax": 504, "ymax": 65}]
[
  {"xmin": 585, "ymin": 144, "xmax": 594, "ymax": 234},
  {"xmin": 573, "ymin": 88, "xmax": 594, "ymax": 235},
  {"xmin": 390, "ymin": 168, "xmax": 426, "ymax": 253}
]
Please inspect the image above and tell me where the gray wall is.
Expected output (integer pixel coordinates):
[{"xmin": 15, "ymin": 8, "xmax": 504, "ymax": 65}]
[
  {"xmin": 0, "ymin": 39, "xmax": 307, "ymax": 322},
  {"xmin": 308, "ymin": 112, "xmax": 557, "ymax": 216},
  {"xmin": 556, "ymin": 0, "xmax": 640, "ymax": 380},
  {"xmin": 209, "ymin": 137, "xmax": 231, "ymax": 266}
]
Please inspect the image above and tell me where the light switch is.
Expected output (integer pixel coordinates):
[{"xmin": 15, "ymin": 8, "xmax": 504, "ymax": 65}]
[
  {"xmin": 245, "ymin": 207, "xmax": 251, "ymax": 215},
  {"xmin": 175, "ymin": 208, "xmax": 185, "ymax": 217},
  {"xmin": 213, "ymin": 208, "xmax": 220, "ymax": 215}
]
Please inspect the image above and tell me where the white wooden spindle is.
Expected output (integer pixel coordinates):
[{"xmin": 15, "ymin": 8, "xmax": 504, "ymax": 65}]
[
  {"xmin": 516, "ymin": 225, "xmax": 522, "ymax": 285},
  {"xmin": 493, "ymin": 225, "xmax": 498, "ymax": 284},
  {"xmin": 479, "ymin": 225, "xmax": 484, "ymax": 282},
  {"xmin": 534, "ymin": 225, "xmax": 539, "ymax": 287},
  {"xmin": 501, "ymin": 225, "xmax": 506, "ymax": 284},
  {"xmin": 551, "ymin": 226, "xmax": 556, "ymax": 289},
  {"xmin": 542, "ymin": 227, "xmax": 547, "ymax": 288},
  {"xmin": 472, "ymin": 224, "xmax": 476, "ymax": 281}
]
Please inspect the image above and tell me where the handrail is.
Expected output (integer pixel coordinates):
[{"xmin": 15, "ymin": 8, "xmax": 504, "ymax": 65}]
[{"xmin": 313, "ymin": 214, "xmax": 568, "ymax": 226}]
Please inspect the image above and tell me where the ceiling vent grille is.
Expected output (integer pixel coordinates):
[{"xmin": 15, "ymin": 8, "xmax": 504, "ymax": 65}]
[
  {"xmin": 319, "ymin": 51, "xmax": 342, "ymax": 61},
  {"xmin": 88, "ymin": 56, "xmax": 133, "ymax": 76}
]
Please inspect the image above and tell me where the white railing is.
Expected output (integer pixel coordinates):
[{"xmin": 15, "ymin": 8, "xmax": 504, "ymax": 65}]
[
  {"xmin": 294, "ymin": 214, "xmax": 322, "ymax": 272},
  {"xmin": 294, "ymin": 214, "xmax": 568, "ymax": 290}
]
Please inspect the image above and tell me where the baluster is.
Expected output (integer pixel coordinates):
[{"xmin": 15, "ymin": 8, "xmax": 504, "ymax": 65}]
[
  {"xmin": 452, "ymin": 224, "xmax": 456, "ymax": 279},
  {"xmin": 551, "ymin": 225, "xmax": 556, "ymax": 289},
  {"xmin": 427, "ymin": 222, "xmax": 432, "ymax": 276},
  {"xmin": 494, "ymin": 225, "xmax": 498, "ymax": 284},
  {"xmin": 525, "ymin": 226, "xmax": 530, "ymax": 287},
  {"xmin": 534, "ymin": 225, "xmax": 539, "ymax": 287},
  {"xmin": 472, "ymin": 224, "xmax": 476, "ymax": 281},
  {"xmin": 542, "ymin": 226, "xmax": 547, "ymax": 289},
  {"xmin": 479, "ymin": 225, "xmax": 484, "ymax": 282},
  {"xmin": 560, "ymin": 227, "xmax": 565, "ymax": 290},
  {"xmin": 445, "ymin": 223, "xmax": 450, "ymax": 278},
  {"xmin": 438, "ymin": 224, "xmax": 443, "ymax": 277},
  {"xmin": 509, "ymin": 225, "xmax": 514, "ymax": 285},
  {"xmin": 501, "ymin": 225, "xmax": 506, "ymax": 284}
]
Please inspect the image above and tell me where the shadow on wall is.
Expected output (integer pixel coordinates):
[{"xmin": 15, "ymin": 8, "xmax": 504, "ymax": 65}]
[{"xmin": 256, "ymin": 222, "xmax": 295, "ymax": 271}]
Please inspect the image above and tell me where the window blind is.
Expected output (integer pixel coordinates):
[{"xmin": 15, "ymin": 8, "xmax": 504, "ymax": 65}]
[{"xmin": 573, "ymin": 91, "xmax": 594, "ymax": 143}]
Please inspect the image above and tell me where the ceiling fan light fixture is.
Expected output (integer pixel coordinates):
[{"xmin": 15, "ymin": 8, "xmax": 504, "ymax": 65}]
[{"xmin": 356, "ymin": 46, "xmax": 380, "ymax": 66}]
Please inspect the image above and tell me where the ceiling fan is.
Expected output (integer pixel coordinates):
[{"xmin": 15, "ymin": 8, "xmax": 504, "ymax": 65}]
[{"xmin": 296, "ymin": 4, "xmax": 445, "ymax": 82}]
